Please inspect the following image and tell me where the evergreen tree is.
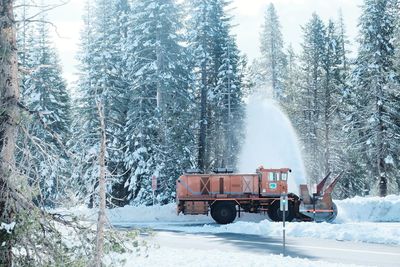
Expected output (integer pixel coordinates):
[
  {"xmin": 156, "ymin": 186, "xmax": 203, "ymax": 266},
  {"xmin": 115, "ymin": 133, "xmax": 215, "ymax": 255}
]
[
  {"xmin": 281, "ymin": 45, "xmax": 302, "ymax": 119},
  {"xmin": 16, "ymin": 1, "xmax": 35, "ymax": 94},
  {"xmin": 298, "ymin": 13, "xmax": 326, "ymax": 183},
  {"xmin": 393, "ymin": 2, "xmax": 400, "ymax": 191},
  {"xmin": 74, "ymin": 0, "xmax": 130, "ymax": 207},
  {"xmin": 337, "ymin": 10, "xmax": 350, "ymax": 75},
  {"xmin": 294, "ymin": 14, "xmax": 348, "ymax": 186},
  {"xmin": 330, "ymin": 13, "xmax": 365, "ymax": 198},
  {"xmin": 320, "ymin": 20, "xmax": 344, "ymax": 175},
  {"xmin": 19, "ymin": 18, "xmax": 72, "ymax": 206},
  {"xmin": 214, "ymin": 36, "xmax": 245, "ymax": 168},
  {"xmin": 260, "ymin": 3, "xmax": 286, "ymax": 99},
  {"xmin": 188, "ymin": 0, "xmax": 245, "ymax": 172},
  {"xmin": 188, "ymin": 0, "xmax": 224, "ymax": 172},
  {"xmin": 350, "ymin": 0, "xmax": 399, "ymax": 196},
  {"xmin": 247, "ymin": 58, "xmax": 267, "ymax": 96},
  {"xmin": 72, "ymin": 0, "xmax": 97, "ymax": 206},
  {"xmin": 123, "ymin": 0, "xmax": 193, "ymax": 204},
  {"xmin": 106, "ymin": 0, "xmax": 131, "ymax": 206}
]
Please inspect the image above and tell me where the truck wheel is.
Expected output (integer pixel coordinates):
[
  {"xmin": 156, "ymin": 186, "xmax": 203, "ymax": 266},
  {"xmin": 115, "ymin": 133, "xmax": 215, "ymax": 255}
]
[
  {"xmin": 211, "ymin": 202, "xmax": 237, "ymax": 224},
  {"xmin": 267, "ymin": 201, "xmax": 294, "ymax": 222}
]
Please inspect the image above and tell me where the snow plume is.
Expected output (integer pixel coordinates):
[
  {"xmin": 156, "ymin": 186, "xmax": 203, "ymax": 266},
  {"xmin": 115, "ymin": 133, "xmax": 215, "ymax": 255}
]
[{"xmin": 238, "ymin": 96, "xmax": 307, "ymax": 193}]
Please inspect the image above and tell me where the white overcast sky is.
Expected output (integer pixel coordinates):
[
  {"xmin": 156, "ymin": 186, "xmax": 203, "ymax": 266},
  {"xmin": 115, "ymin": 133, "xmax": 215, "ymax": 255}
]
[{"xmin": 46, "ymin": 0, "xmax": 363, "ymax": 87}]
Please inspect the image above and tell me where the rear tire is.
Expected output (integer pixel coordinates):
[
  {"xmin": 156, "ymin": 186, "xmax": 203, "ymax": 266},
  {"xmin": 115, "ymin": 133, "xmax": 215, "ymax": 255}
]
[
  {"xmin": 211, "ymin": 202, "xmax": 237, "ymax": 224},
  {"xmin": 267, "ymin": 201, "xmax": 294, "ymax": 222}
]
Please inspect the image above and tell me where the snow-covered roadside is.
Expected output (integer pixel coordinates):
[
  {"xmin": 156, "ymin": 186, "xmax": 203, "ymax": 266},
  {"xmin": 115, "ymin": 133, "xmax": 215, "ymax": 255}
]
[
  {"xmin": 107, "ymin": 246, "xmax": 363, "ymax": 267},
  {"xmin": 61, "ymin": 195, "xmax": 400, "ymax": 245},
  {"xmin": 172, "ymin": 195, "xmax": 400, "ymax": 245},
  {"xmin": 68, "ymin": 194, "xmax": 400, "ymax": 224},
  {"xmin": 64, "ymin": 203, "xmax": 214, "ymax": 224},
  {"xmin": 335, "ymin": 195, "xmax": 400, "ymax": 222},
  {"xmin": 177, "ymin": 220, "xmax": 400, "ymax": 245}
]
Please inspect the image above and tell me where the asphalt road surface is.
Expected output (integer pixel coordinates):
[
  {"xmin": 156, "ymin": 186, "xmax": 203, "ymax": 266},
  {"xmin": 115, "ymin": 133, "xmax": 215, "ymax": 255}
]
[{"xmin": 144, "ymin": 230, "xmax": 400, "ymax": 267}]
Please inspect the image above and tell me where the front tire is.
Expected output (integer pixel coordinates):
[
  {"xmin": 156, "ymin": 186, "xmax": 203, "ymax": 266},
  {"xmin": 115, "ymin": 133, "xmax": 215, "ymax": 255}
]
[
  {"xmin": 267, "ymin": 201, "xmax": 294, "ymax": 222},
  {"xmin": 211, "ymin": 202, "xmax": 237, "ymax": 224}
]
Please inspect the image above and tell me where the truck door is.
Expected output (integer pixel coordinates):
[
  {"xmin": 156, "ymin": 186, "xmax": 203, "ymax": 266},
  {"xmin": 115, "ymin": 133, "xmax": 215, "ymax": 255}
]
[
  {"xmin": 267, "ymin": 172, "xmax": 279, "ymax": 193},
  {"xmin": 261, "ymin": 171, "xmax": 288, "ymax": 196}
]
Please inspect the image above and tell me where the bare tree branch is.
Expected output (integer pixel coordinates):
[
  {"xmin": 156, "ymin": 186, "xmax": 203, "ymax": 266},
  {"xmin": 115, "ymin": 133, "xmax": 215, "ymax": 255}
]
[
  {"xmin": 17, "ymin": 0, "xmax": 69, "ymax": 22},
  {"xmin": 17, "ymin": 19, "xmax": 67, "ymax": 38}
]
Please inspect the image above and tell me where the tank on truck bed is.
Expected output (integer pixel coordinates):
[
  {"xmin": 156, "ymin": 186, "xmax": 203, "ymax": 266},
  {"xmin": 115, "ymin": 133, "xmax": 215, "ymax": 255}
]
[{"xmin": 176, "ymin": 166, "xmax": 341, "ymax": 224}]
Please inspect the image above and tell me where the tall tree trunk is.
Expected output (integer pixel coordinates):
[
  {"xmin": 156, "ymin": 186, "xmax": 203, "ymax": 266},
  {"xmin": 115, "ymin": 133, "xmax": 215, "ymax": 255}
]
[
  {"xmin": 324, "ymin": 70, "xmax": 331, "ymax": 175},
  {"xmin": 197, "ymin": 7, "xmax": 208, "ymax": 172},
  {"xmin": 95, "ymin": 100, "xmax": 106, "ymax": 267},
  {"xmin": 198, "ymin": 60, "xmax": 207, "ymax": 171},
  {"xmin": 376, "ymin": 83, "xmax": 387, "ymax": 197},
  {"xmin": 156, "ymin": 25, "xmax": 163, "ymax": 111},
  {"xmin": 0, "ymin": 1, "xmax": 19, "ymax": 266}
]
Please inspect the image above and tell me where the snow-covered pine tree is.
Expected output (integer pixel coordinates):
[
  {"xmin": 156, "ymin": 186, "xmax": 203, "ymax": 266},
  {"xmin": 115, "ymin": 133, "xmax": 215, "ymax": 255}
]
[
  {"xmin": 106, "ymin": 0, "xmax": 131, "ymax": 207},
  {"xmin": 329, "ymin": 12, "xmax": 367, "ymax": 198},
  {"xmin": 298, "ymin": 13, "xmax": 326, "ymax": 184},
  {"xmin": 123, "ymin": 0, "xmax": 193, "ymax": 204},
  {"xmin": 336, "ymin": 10, "xmax": 350, "ymax": 75},
  {"xmin": 188, "ymin": 0, "xmax": 222, "ymax": 172},
  {"xmin": 237, "ymin": 55, "xmax": 253, "ymax": 99},
  {"xmin": 259, "ymin": 3, "xmax": 286, "ymax": 99},
  {"xmin": 188, "ymin": 0, "xmax": 245, "ymax": 172},
  {"xmin": 74, "ymin": 0, "xmax": 129, "ymax": 207},
  {"xmin": 350, "ymin": 0, "xmax": 399, "ymax": 196},
  {"xmin": 72, "ymin": 0, "xmax": 97, "ymax": 206},
  {"xmin": 16, "ymin": 0, "xmax": 35, "ymax": 94},
  {"xmin": 17, "ymin": 15, "xmax": 72, "ymax": 206},
  {"xmin": 393, "ymin": 1, "xmax": 400, "ymax": 191},
  {"xmin": 214, "ymin": 35, "xmax": 245, "ymax": 169},
  {"xmin": 248, "ymin": 58, "xmax": 268, "ymax": 95},
  {"xmin": 319, "ymin": 20, "xmax": 345, "ymax": 176},
  {"xmin": 281, "ymin": 45, "xmax": 302, "ymax": 120},
  {"xmin": 293, "ymin": 15, "xmax": 349, "ymax": 187}
]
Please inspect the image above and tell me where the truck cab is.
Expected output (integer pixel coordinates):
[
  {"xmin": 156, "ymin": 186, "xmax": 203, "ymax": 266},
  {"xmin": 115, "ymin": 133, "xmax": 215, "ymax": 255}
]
[{"xmin": 257, "ymin": 167, "xmax": 290, "ymax": 196}]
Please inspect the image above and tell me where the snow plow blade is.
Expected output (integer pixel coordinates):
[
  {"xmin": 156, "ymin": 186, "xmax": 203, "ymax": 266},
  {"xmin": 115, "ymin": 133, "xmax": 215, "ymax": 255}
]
[{"xmin": 298, "ymin": 171, "xmax": 343, "ymax": 222}]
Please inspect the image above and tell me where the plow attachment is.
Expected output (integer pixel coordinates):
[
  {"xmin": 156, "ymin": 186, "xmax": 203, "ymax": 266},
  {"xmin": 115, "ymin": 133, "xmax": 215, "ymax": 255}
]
[{"xmin": 298, "ymin": 171, "xmax": 343, "ymax": 222}]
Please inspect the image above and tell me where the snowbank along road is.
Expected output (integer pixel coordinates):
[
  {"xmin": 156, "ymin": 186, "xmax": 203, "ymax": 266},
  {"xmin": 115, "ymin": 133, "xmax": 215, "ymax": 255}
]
[
  {"xmin": 134, "ymin": 230, "xmax": 400, "ymax": 267},
  {"xmin": 66, "ymin": 195, "xmax": 400, "ymax": 266}
]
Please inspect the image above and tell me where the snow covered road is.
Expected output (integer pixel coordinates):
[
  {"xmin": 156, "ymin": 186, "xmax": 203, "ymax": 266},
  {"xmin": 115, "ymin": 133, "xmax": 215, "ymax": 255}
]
[
  {"xmin": 108, "ymin": 195, "xmax": 400, "ymax": 245},
  {"xmin": 113, "ymin": 220, "xmax": 400, "ymax": 245},
  {"xmin": 110, "ymin": 195, "xmax": 400, "ymax": 266},
  {"xmin": 122, "ymin": 230, "xmax": 400, "ymax": 267},
  {"xmin": 62, "ymin": 195, "xmax": 400, "ymax": 265},
  {"xmin": 67, "ymin": 195, "xmax": 400, "ymax": 246}
]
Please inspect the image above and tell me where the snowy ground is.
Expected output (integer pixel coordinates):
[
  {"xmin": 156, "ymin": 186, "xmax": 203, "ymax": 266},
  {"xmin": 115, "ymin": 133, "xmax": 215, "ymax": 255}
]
[
  {"xmin": 61, "ymin": 195, "xmax": 400, "ymax": 266},
  {"xmin": 107, "ymin": 246, "xmax": 363, "ymax": 267},
  {"xmin": 68, "ymin": 195, "xmax": 400, "ymax": 245}
]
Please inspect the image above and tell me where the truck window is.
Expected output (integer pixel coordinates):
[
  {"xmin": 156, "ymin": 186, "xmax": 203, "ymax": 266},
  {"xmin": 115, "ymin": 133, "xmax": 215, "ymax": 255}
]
[
  {"xmin": 268, "ymin": 172, "xmax": 273, "ymax": 181},
  {"xmin": 281, "ymin": 172, "xmax": 288, "ymax": 181},
  {"xmin": 268, "ymin": 172, "xmax": 278, "ymax": 181}
]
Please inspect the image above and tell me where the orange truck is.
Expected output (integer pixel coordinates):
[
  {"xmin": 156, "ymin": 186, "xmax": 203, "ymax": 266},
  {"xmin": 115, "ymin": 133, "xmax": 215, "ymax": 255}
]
[{"xmin": 176, "ymin": 166, "xmax": 341, "ymax": 224}]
